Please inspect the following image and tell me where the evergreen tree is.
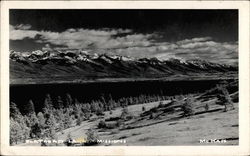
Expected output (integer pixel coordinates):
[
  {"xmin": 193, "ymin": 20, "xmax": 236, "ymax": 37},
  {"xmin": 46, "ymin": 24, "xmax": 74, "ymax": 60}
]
[
  {"xmin": 74, "ymin": 98, "xmax": 80, "ymax": 105},
  {"xmin": 29, "ymin": 113, "xmax": 39, "ymax": 127},
  {"xmin": 10, "ymin": 117, "xmax": 23, "ymax": 145},
  {"xmin": 56, "ymin": 96, "xmax": 64, "ymax": 109},
  {"xmin": 63, "ymin": 109, "xmax": 73, "ymax": 128},
  {"xmin": 182, "ymin": 95, "xmax": 195, "ymax": 117},
  {"xmin": 10, "ymin": 102, "xmax": 21, "ymax": 119},
  {"xmin": 120, "ymin": 107, "xmax": 129, "ymax": 120},
  {"xmin": 37, "ymin": 112, "xmax": 45, "ymax": 127},
  {"xmin": 10, "ymin": 102, "xmax": 31, "ymax": 144},
  {"xmin": 216, "ymin": 85, "xmax": 234, "ymax": 111},
  {"xmin": 44, "ymin": 113, "xmax": 56, "ymax": 139},
  {"xmin": 43, "ymin": 94, "xmax": 53, "ymax": 112},
  {"xmin": 76, "ymin": 117, "xmax": 82, "ymax": 126},
  {"xmin": 30, "ymin": 123, "xmax": 43, "ymax": 138},
  {"xmin": 23, "ymin": 115, "xmax": 31, "ymax": 128},
  {"xmin": 65, "ymin": 93, "xmax": 73, "ymax": 107},
  {"xmin": 24, "ymin": 99, "xmax": 35, "ymax": 115}
]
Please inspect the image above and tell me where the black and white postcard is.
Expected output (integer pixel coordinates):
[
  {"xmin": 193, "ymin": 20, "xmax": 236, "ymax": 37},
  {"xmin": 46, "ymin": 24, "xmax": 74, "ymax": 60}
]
[{"xmin": 1, "ymin": 1, "xmax": 249, "ymax": 156}]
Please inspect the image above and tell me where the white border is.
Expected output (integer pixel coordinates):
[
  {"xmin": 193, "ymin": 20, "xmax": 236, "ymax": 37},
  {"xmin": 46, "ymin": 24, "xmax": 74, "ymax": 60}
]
[{"xmin": 1, "ymin": 1, "xmax": 249, "ymax": 156}]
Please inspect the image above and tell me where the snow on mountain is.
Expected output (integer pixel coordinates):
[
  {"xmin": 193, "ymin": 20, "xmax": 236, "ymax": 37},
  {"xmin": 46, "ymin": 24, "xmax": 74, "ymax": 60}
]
[{"xmin": 9, "ymin": 49, "xmax": 237, "ymax": 82}]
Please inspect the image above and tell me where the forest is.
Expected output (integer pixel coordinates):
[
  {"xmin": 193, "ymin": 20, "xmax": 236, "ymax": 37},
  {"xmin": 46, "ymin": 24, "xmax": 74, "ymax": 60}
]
[{"xmin": 10, "ymin": 92, "xmax": 173, "ymax": 145}]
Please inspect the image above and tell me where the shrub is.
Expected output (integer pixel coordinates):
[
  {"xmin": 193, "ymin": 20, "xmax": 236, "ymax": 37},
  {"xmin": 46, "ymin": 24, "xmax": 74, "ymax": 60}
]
[
  {"xmin": 149, "ymin": 112, "xmax": 155, "ymax": 119},
  {"xmin": 142, "ymin": 106, "xmax": 145, "ymax": 111},
  {"xmin": 105, "ymin": 122, "xmax": 119, "ymax": 129},
  {"xmin": 98, "ymin": 120, "xmax": 106, "ymax": 129},
  {"xmin": 204, "ymin": 104, "xmax": 209, "ymax": 112},
  {"xmin": 158, "ymin": 101, "xmax": 164, "ymax": 108},
  {"xmin": 116, "ymin": 120, "xmax": 123, "ymax": 127}
]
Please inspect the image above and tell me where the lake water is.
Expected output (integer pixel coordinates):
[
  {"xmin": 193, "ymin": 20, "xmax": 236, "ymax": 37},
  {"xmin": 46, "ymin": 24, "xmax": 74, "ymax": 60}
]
[{"xmin": 10, "ymin": 79, "xmax": 233, "ymax": 112}]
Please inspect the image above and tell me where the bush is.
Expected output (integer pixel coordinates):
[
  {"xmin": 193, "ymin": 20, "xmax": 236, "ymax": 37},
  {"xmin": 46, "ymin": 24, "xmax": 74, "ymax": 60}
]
[
  {"xmin": 204, "ymin": 104, "xmax": 209, "ymax": 112},
  {"xmin": 142, "ymin": 106, "xmax": 145, "ymax": 111},
  {"xmin": 98, "ymin": 120, "xmax": 106, "ymax": 129},
  {"xmin": 149, "ymin": 112, "xmax": 155, "ymax": 119},
  {"xmin": 116, "ymin": 120, "xmax": 123, "ymax": 127},
  {"xmin": 106, "ymin": 122, "xmax": 119, "ymax": 129},
  {"xmin": 158, "ymin": 101, "xmax": 164, "ymax": 108}
]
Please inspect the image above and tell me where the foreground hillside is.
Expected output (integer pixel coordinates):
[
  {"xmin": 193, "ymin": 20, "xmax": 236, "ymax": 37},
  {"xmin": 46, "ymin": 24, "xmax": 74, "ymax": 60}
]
[
  {"xmin": 57, "ymin": 101, "xmax": 238, "ymax": 146},
  {"xmin": 18, "ymin": 82, "xmax": 238, "ymax": 146},
  {"xmin": 10, "ymin": 50, "xmax": 237, "ymax": 84}
]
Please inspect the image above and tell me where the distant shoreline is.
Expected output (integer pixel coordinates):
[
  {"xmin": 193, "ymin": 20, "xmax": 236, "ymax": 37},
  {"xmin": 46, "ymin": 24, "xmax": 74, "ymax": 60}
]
[{"xmin": 10, "ymin": 74, "xmax": 238, "ymax": 85}]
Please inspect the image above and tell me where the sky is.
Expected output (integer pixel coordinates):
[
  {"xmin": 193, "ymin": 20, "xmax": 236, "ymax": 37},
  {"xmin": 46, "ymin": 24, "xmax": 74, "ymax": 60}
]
[{"xmin": 9, "ymin": 9, "xmax": 238, "ymax": 65}]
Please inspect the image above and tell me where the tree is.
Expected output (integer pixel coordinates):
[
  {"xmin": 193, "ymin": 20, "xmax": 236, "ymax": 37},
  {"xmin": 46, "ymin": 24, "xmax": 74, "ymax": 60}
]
[
  {"xmin": 10, "ymin": 116, "xmax": 30, "ymax": 145},
  {"xmin": 43, "ymin": 94, "xmax": 53, "ymax": 112},
  {"xmin": 182, "ymin": 95, "xmax": 195, "ymax": 117},
  {"xmin": 30, "ymin": 123, "xmax": 43, "ymax": 138},
  {"xmin": 76, "ymin": 117, "xmax": 82, "ymax": 126},
  {"xmin": 63, "ymin": 109, "xmax": 73, "ymax": 129},
  {"xmin": 24, "ymin": 99, "xmax": 35, "ymax": 115},
  {"xmin": 120, "ymin": 107, "xmax": 129, "ymax": 120},
  {"xmin": 44, "ymin": 113, "xmax": 56, "ymax": 139},
  {"xmin": 10, "ymin": 102, "xmax": 31, "ymax": 144},
  {"xmin": 216, "ymin": 85, "xmax": 234, "ymax": 111},
  {"xmin": 29, "ymin": 112, "xmax": 39, "ymax": 127},
  {"xmin": 10, "ymin": 118, "xmax": 23, "ymax": 145},
  {"xmin": 56, "ymin": 96, "xmax": 64, "ymax": 109},
  {"xmin": 65, "ymin": 93, "xmax": 73, "ymax": 107},
  {"xmin": 37, "ymin": 112, "xmax": 45, "ymax": 127},
  {"xmin": 10, "ymin": 102, "xmax": 21, "ymax": 119}
]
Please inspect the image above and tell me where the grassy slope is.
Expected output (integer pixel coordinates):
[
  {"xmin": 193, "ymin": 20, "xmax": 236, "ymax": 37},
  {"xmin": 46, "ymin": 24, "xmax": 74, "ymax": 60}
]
[
  {"xmin": 56, "ymin": 99, "xmax": 238, "ymax": 146},
  {"xmin": 18, "ymin": 91, "xmax": 238, "ymax": 146},
  {"xmin": 100, "ymin": 105, "xmax": 238, "ymax": 146}
]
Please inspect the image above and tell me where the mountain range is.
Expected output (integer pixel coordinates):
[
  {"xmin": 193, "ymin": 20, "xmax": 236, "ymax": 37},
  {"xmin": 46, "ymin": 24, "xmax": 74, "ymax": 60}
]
[{"xmin": 10, "ymin": 50, "xmax": 238, "ymax": 84}]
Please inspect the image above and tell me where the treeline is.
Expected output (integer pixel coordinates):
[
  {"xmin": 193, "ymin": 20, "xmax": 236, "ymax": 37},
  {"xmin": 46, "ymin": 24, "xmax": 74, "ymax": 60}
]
[{"xmin": 10, "ymin": 93, "xmax": 172, "ymax": 145}]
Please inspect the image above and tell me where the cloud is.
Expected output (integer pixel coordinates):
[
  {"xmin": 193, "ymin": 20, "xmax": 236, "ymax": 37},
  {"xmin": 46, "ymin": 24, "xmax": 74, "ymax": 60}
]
[
  {"xmin": 10, "ymin": 25, "xmax": 39, "ymax": 40},
  {"xmin": 176, "ymin": 37, "xmax": 212, "ymax": 45},
  {"xmin": 15, "ymin": 24, "xmax": 32, "ymax": 30},
  {"xmin": 153, "ymin": 39, "xmax": 238, "ymax": 65},
  {"xmin": 42, "ymin": 44, "xmax": 53, "ymax": 51},
  {"xmin": 36, "ymin": 28, "xmax": 154, "ymax": 50},
  {"xmin": 10, "ymin": 24, "xmax": 238, "ymax": 65}
]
